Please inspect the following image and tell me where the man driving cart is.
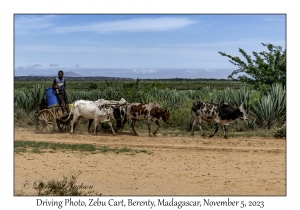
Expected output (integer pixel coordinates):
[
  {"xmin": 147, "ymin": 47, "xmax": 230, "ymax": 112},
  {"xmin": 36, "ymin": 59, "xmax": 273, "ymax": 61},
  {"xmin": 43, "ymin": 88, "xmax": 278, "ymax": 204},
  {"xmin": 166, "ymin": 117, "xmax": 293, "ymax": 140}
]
[{"xmin": 52, "ymin": 70, "xmax": 69, "ymax": 114}]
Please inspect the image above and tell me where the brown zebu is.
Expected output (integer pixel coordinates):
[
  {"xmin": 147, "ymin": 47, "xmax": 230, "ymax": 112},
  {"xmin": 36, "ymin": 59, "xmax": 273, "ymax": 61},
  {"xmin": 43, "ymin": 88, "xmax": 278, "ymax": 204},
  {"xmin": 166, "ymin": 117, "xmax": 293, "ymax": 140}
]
[{"xmin": 120, "ymin": 101, "xmax": 171, "ymax": 137}]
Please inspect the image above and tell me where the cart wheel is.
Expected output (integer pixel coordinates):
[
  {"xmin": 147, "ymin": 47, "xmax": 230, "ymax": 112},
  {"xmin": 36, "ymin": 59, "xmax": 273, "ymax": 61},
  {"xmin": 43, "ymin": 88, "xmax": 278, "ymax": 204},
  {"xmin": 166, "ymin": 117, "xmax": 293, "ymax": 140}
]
[
  {"xmin": 35, "ymin": 110, "xmax": 56, "ymax": 133},
  {"xmin": 56, "ymin": 119, "xmax": 71, "ymax": 132}
]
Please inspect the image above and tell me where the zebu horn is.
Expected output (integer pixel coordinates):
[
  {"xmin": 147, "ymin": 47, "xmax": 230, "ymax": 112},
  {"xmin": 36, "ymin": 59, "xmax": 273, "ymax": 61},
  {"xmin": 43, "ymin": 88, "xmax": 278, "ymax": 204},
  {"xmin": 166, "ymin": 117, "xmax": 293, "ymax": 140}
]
[{"xmin": 118, "ymin": 101, "xmax": 128, "ymax": 106}]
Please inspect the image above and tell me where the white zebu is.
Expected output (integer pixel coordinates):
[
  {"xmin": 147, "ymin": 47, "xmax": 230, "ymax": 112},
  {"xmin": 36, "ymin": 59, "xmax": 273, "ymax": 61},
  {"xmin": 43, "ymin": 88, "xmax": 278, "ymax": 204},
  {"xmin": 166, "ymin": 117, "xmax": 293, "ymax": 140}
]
[{"xmin": 64, "ymin": 100, "xmax": 119, "ymax": 135}]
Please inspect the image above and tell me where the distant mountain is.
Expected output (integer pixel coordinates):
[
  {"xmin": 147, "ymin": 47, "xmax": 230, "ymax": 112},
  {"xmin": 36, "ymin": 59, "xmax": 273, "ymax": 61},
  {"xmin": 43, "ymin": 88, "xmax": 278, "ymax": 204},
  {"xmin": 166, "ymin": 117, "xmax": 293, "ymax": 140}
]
[{"xmin": 64, "ymin": 71, "xmax": 82, "ymax": 77}]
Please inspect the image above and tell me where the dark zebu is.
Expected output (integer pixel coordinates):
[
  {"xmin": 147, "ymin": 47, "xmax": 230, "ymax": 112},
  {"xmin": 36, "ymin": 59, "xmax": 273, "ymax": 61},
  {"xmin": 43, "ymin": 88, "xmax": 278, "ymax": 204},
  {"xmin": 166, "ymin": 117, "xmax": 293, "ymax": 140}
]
[
  {"xmin": 190, "ymin": 101, "xmax": 248, "ymax": 138},
  {"xmin": 87, "ymin": 98, "xmax": 127, "ymax": 134},
  {"xmin": 120, "ymin": 101, "xmax": 171, "ymax": 137}
]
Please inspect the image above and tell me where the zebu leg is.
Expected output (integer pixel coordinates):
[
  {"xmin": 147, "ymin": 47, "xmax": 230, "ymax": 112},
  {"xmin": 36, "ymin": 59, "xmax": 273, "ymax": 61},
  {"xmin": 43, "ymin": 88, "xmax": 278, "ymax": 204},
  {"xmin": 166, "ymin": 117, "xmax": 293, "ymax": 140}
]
[
  {"xmin": 147, "ymin": 120, "xmax": 152, "ymax": 137},
  {"xmin": 77, "ymin": 117, "xmax": 83, "ymax": 134},
  {"xmin": 152, "ymin": 120, "xmax": 160, "ymax": 136},
  {"xmin": 114, "ymin": 116, "xmax": 121, "ymax": 133},
  {"xmin": 131, "ymin": 119, "xmax": 138, "ymax": 136},
  {"xmin": 120, "ymin": 116, "xmax": 127, "ymax": 133},
  {"xmin": 70, "ymin": 115, "xmax": 79, "ymax": 134},
  {"xmin": 88, "ymin": 119, "xmax": 93, "ymax": 133},
  {"xmin": 106, "ymin": 120, "xmax": 116, "ymax": 136},
  {"xmin": 198, "ymin": 117, "xmax": 205, "ymax": 137},
  {"xmin": 190, "ymin": 114, "xmax": 197, "ymax": 136},
  {"xmin": 222, "ymin": 125, "xmax": 228, "ymax": 139},
  {"xmin": 209, "ymin": 123, "xmax": 219, "ymax": 138},
  {"xmin": 94, "ymin": 122, "xmax": 100, "ymax": 135},
  {"xmin": 93, "ymin": 119, "xmax": 99, "ymax": 135}
]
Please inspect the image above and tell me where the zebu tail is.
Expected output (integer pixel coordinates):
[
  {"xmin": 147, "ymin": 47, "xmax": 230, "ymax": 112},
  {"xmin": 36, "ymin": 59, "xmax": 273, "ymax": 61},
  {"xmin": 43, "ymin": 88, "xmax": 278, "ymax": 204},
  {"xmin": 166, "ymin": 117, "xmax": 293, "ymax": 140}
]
[{"xmin": 61, "ymin": 102, "xmax": 75, "ymax": 122}]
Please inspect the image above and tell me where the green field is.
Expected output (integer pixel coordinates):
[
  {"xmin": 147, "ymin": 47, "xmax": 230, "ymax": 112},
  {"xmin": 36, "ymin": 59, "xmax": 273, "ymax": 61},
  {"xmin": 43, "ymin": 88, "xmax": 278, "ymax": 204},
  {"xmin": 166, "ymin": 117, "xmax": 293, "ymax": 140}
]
[
  {"xmin": 14, "ymin": 79, "xmax": 286, "ymax": 138},
  {"xmin": 14, "ymin": 78, "xmax": 244, "ymax": 91}
]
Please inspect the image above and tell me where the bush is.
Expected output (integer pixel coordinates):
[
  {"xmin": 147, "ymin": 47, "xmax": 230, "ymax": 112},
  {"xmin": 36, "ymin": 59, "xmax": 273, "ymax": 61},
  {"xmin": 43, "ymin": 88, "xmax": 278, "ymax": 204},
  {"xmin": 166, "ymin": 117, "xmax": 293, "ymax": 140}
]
[
  {"xmin": 88, "ymin": 83, "xmax": 98, "ymax": 90},
  {"xmin": 274, "ymin": 125, "xmax": 286, "ymax": 138}
]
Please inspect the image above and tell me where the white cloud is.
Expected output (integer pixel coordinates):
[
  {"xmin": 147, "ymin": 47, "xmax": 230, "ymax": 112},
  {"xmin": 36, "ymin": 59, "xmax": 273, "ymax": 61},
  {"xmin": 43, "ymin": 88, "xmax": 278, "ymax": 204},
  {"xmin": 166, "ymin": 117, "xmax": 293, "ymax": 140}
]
[
  {"xmin": 15, "ymin": 15, "xmax": 57, "ymax": 35},
  {"xmin": 185, "ymin": 69, "xmax": 217, "ymax": 74},
  {"xmin": 185, "ymin": 70, "xmax": 198, "ymax": 73},
  {"xmin": 50, "ymin": 64, "xmax": 59, "ymax": 67},
  {"xmin": 53, "ymin": 17, "xmax": 197, "ymax": 34},
  {"xmin": 205, "ymin": 68, "xmax": 216, "ymax": 72},
  {"xmin": 27, "ymin": 64, "xmax": 42, "ymax": 69},
  {"xmin": 16, "ymin": 66, "xmax": 25, "ymax": 70}
]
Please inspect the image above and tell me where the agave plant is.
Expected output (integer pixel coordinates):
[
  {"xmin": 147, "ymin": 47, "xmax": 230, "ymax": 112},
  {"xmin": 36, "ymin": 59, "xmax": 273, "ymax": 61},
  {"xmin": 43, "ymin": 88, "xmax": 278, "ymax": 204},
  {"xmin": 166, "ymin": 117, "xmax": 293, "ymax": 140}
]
[
  {"xmin": 28, "ymin": 83, "xmax": 45, "ymax": 111},
  {"xmin": 252, "ymin": 83, "xmax": 286, "ymax": 128},
  {"xmin": 15, "ymin": 90, "xmax": 34, "ymax": 113},
  {"xmin": 67, "ymin": 91, "xmax": 90, "ymax": 103},
  {"xmin": 101, "ymin": 87, "xmax": 120, "ymax": 100},
  {"xmin": 226, "ymin": 87, "xmax": 252, "ymax": 112},
  {"xmin": 14, "ymin": 108, "xmax": 27, "ymax": 122},
  {"xmin": 27, "ymin": 110, "xmax": 37, "ymax": 125}
]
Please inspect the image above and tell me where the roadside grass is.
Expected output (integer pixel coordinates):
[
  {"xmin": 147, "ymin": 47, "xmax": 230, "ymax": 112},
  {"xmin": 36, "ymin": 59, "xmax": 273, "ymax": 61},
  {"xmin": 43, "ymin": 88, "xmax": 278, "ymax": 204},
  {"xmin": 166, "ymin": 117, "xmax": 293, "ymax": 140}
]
[
  {"xmin": 14, "ymin": 140, "xmax": 153, "ymax": 155},
  {"xmin": 126, "ymin": 123, "xmax": 282, "ymax": 138}
]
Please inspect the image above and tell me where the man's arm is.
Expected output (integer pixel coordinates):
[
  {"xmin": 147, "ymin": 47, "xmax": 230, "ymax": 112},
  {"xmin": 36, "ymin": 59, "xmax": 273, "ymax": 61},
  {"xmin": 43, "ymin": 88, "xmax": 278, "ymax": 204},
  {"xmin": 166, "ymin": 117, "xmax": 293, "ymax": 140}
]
[{"xmin": 52, "ymin": 79, "xmax": 57, "ymax": 89}]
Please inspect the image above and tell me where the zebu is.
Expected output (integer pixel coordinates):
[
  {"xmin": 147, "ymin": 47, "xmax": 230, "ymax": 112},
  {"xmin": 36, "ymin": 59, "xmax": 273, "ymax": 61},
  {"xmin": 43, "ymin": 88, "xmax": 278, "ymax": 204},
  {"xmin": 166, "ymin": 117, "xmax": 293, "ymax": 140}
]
[
  {"xmin": 87, "ymin": 98, "xmax": 127, "ymax": 134},
  {"xmin": 120, "ymin": 101, "xmax": 171, "ymax": 137},
  {"xmin": 190, "ymin": 101, "xmax": 248, "ymax": 139},
  {"xmin": 63, "ymin": 100, "xmax": 121, "ymax": 135}
]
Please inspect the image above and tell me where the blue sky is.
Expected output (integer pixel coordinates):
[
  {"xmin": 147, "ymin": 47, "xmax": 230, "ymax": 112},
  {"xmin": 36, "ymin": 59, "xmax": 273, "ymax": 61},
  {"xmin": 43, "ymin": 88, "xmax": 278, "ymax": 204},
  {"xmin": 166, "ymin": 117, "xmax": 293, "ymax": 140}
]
[{"xmin": 14, "ymin": 14, "xmax": 286, "ymax": 79}]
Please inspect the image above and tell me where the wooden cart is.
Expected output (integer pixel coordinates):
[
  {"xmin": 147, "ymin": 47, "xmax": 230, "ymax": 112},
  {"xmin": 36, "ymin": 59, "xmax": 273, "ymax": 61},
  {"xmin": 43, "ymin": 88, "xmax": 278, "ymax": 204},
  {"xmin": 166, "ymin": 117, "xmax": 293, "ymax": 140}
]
[{"xmin": 35, "ymin": 97, "xmax": 73, "ymax": 133}]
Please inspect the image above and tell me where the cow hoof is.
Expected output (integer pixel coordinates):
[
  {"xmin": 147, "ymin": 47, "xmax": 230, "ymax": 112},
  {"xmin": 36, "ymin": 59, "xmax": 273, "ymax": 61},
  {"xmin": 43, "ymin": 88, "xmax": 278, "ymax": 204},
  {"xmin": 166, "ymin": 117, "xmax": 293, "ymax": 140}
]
[
  {"xmin": 208, "ymin": 135, "xmax": 214, "ymax": 138},
  {"xmin": 224, "ymin": 136, "xmax": 228, "ymax": 139}
]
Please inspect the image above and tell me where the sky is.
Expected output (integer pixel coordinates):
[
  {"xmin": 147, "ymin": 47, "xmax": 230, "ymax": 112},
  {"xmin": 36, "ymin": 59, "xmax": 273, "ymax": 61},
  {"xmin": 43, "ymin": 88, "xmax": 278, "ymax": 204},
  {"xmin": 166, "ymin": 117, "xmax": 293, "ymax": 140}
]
[{"xmin": 14, "ymin": 14, "xmax": 286, "ymax": 79}]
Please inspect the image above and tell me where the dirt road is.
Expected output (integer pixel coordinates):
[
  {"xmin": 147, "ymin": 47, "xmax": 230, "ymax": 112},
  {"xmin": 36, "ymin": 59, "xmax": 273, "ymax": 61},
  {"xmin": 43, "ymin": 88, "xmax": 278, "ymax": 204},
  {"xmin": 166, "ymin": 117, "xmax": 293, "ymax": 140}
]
[{"xmin": 14, "ymin": 129, "xmax": 286, "ymax": 196}]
